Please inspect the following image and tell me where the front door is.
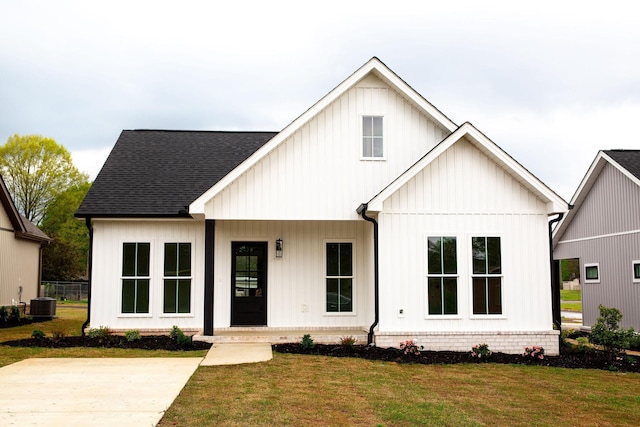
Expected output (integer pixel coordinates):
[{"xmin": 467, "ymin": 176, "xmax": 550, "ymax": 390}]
[{"xmin": 231, "ymin": 242, "xmax": 267, "ymax": 326}]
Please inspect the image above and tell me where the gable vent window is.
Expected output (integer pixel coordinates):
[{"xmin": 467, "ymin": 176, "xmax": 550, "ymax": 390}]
[{"xmin": 362, "ymin": 116, "xmax": 383, "ymax": 158}]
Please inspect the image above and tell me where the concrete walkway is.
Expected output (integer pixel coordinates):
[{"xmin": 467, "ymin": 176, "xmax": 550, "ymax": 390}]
[
  {"xmin": 0, "ymin": 358, "xmax": 202, "ymax": 427},
  {"xmin": 201, "ymin": 342, "xmax": 273, "ymax": 366}
]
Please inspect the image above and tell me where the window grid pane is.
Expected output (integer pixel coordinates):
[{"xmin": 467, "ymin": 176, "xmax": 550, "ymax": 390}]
[
  {"xmin": 326, "ymin": 243, "xmax": 353, "ymax": 313},
  {"xmin": 634, "ymin": 263, "xmax": 640, "ymax": 280},
  {"xmin": 471, "ymin": 237, "xmax": 502, "ymax": 315},
  {"xmin": 362, "ymin": 116, "xmax": 383, "ymax": 158},
  {"xmin": 427, "ymin": 236, "xmax": 457, "ymax": 315}
]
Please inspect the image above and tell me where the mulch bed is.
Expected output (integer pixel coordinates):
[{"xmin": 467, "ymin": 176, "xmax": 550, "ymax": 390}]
[
  {"xmin": 272, "ymin": 343, "xmax": 640, "ymax": 373},
  {"xmin": 1, "ymin": 335, "xmax": 212, "ymax": 351}
]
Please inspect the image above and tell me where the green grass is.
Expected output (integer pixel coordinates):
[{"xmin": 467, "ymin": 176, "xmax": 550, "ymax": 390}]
[
  {"xmin": 159, "ymin": 354, "xmax": 640, "ymax": 427},
  {"xmin": 0, "ymin": 306, "xmax": 208, "ymax": 367},
  {"xmin": 562, "ymin": 302, "xmax": 582, "ymax": 312},
  {"xmin": 560, "ymin": 289, "xmax": 581, "ymax": 301}
]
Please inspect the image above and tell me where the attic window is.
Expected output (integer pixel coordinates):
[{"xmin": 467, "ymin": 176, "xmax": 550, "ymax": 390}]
[
  {"xmin": 633, "ymin": 261, "xmax": 640, "ymax": 283},
  {"xmin": 362, "ymin": 116, "xmax": 383, "ymax": 159}
]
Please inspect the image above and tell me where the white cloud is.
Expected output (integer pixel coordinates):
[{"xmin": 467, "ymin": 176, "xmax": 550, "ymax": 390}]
[{"xmin": 71, "ymin": 147, "xmax": 112, "ymax": 181}]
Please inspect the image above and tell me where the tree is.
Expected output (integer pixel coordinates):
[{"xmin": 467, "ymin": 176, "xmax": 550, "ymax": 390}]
[
  {"xmin": 41, "ymin": 182, "xmax": 91, "ymax": 281},
  {"xmin": 0, "ymin": 134, "xmax": 88, "ymax": 224}
]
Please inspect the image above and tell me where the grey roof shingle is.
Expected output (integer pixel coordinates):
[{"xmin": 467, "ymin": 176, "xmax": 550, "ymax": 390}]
[
  {"xmin": 604, "ymin": 149, "xmax": 640, "ymax": 181},
  {"xmin": 76, "ymin": 130, "xmax": 277, "ymax": 217}
]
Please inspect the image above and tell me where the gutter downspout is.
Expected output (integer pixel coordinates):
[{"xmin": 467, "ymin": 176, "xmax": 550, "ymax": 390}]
[
  {"xmin": 548, "ymin": 212, "xmax": 565, "ymax": 332},
  {"xmin": 357, "ymin": 203, "xmax": 378, "ymax": 346},
  {"xmin": 81, "ymin": 217, "xmax": 93, "ymax": 337}
]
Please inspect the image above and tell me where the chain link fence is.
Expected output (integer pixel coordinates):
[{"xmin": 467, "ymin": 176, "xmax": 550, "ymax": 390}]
[{"xmin": 40, "ymin": 281, "xmax": 89, "ymax": 302}]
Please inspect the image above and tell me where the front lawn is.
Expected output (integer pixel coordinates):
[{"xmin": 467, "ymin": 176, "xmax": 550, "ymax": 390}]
[{"xmin": 159, "ymin": 352, "xmax": 640, "ymax": 426}]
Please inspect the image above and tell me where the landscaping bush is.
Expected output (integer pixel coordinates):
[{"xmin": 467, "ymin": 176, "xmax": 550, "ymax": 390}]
[
  {"xmin": 125, "ymin": 329, "xmax": 142, "ymax": 342},
  {"xmin": 31, "ymin": 329, "xmax": 45, "ymax": 339},
  {"xmin": 301, "ymin": 334, "xmax": 315, "ymax": 349},
  {"xmin": 339, "ymin": 335, "xmax": 357, "ymax": 349},
  {"xmin": 88, "ymin": 326, "xmax": 112, "ymax": 340},
  {"xmin": 471, "ymin": 343, "xmax": 492, "ymax": 359},
  {"xmin": 590, "ymin": 305, "xmax": 635, "ymax": 361},
  {"xmin": 170, "ymin": 325, "xmax": 193, "ymax": 349}
]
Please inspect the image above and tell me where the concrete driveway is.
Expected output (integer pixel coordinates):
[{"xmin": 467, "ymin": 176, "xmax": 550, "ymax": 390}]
[{"xmin": 0, "ymin": 358, "xmax": 202, "ymax": 427}]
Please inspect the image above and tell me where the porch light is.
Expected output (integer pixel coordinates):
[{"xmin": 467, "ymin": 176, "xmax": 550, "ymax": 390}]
[{"xmin": 276, "ymin": 238, "xmax": 283, "ymax": 258}]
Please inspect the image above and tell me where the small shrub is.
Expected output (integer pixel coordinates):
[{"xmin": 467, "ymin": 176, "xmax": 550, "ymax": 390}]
[
  {"xmin": 170, "ymin": 325, "xmax": 183, "ymax": 339},
  {"xmin": 51, "ymin": 328, "xmax": 67, "ymax": 341},
  {"xmin": 590, "ymin": 305, "xmax": 635, "ymax": 361},
  {"xmin": 522, "ymin": 345, "xmax": 545, "ymax": 360},
  {"xmin": 629, "ymin": 332, "xmax": 640, "ymax": 351},
  {"xmin": 125, "ymin": 329, "xmax": 142, "ymax": 342},
  {"xmin": 31, "ymin": 329, "xmax": 45, "ymax": 339},
  {"xmin": 88, "ymin": 326, "xmax": 112, "ymax": 340},
  {"xmin": 471, "ymin": 343, "xmax": 492, "ymax": 359},
  {"xmin": 301, "ymin": 334, "xmax": 315, "ymax": 349},
  {"xmin": 169, "ymin": 325, "xmax": 192, "ymax": 349},
  {"xmin": 0, "ymin": 306, "xmax": 7, "ymax": 323},
  {"xmin": 400, "ymin": 339, "xmax": 423, "ymax": 356},
  {"xmin": 340, "ymin": 335, "xmax": 357, "ymax": 349},
  {"xmin": 9, "ymin": 305, "xmax": 21, "ymax": 321}
]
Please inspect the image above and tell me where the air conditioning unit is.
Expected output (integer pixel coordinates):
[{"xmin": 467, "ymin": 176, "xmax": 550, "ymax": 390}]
[{"xmin": 30, "ymin": 297, "xmax": 57, "ymax": 318}]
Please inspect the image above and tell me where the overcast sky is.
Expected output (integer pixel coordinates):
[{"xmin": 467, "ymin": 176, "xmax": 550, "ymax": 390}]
[{"xmin": 1, "ymin": 0, "xmax": 639, "ymax": 200}]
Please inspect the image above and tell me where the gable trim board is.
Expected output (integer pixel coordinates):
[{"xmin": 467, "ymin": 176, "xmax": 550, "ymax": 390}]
[
  {"xmin": 78, "ymin": 58, "xmax": 569, "ymax": 354},
  {"xmin": 367, "ymin": 122, "xmax": 567, "ymax": 214}
]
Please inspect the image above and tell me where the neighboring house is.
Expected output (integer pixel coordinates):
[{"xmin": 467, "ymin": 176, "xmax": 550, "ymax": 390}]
[
  {"xmin": 553, "ymin": 150, "xmax": 640, "ymax": 329},
  {"xmin": 77, "ymin": 58, "xmax": 568, "ymax": 354},
  {"xmin": 0, "ymin": 174, "xmax": 51, "ymax": 308}
]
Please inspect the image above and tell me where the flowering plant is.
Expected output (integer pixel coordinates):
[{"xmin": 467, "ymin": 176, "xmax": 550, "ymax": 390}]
[
  {"xmin": 522, "ymin": 345, "xmax": 545, "ymax": 360},
  {"xmin": 471, "ymin": 343, "xmax": 492, "ymax": 359},
  {"xmin": 400, "ymin": 339, "xmax": 423, "ymax": 355}
]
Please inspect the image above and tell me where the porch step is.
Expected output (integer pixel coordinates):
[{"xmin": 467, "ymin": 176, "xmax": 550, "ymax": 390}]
[{"xmin": 194, "ymin": 328, "xmax": 368, "ymax": 345}]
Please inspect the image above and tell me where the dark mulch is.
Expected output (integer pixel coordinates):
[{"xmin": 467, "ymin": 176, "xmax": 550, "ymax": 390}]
[
  {"xmin": 272, "ymin": 343, "xmax": 640, "ymax": 373},
  {"xmin": 0, "ymin": 318, "xmax": 36, "ymax": 328},
  {"xmin": 1, "ymin": 335, "xmax": 212, "ymax": 351}
]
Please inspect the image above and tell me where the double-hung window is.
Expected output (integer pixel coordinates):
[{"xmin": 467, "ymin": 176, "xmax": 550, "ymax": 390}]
[
  {"xmin": 427, "ymin": 236, "xmax": 458, "ymax": 315},
  {"xmin": 122, "ymin": 242, "xmax": 150, "ymax": 314},
  {"xmin": 163, "ymin": 243, "xmax": 192, "ymax": 314},
  {"xmin": 362, "ymin": 116, "xmax": 383, "ymax": 158},
  {"xmin": 326, "ymin": 242, "xmax": 353, "ymax": 313},
  {"xmin": 472, "ymin": 237, "xmax": 502, "ymax": 315}
]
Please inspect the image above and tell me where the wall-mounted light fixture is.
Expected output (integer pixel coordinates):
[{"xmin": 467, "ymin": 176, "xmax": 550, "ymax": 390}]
[{"xmin": 275, "ymin": 238, "xmax": 283, "ymax": 258}]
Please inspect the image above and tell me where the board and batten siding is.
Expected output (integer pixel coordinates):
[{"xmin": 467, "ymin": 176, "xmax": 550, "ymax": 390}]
[
  {"xmin": 558, "ymin": 163, "xmax": 640, "ymax": 241},
  {"xmin": 0, "ymin": 204, "xmax": 40, "ymax": 306},
  {"xmin": 554, "ymin": 163, "xmax": 640, "ymax": 329},
  {"xmin": 205, "ymin": 74, "xmax": 449, "ymax": 221},
  {"xmin": 89, "ymin": 220, "xmax": 205, "ymax": 331},
  {"xmin": 213, "ymin": 220, "xmax": 373, "ymax": 329},
  {"xmin": 377, "ymin": 138, "xmax": 553, "ymax": 333}
]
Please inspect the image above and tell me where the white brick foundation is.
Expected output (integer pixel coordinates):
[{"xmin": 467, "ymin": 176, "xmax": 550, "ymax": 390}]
[{"xmin": 374, "ymin": 330, "xmax": 560, "ymax": 355}]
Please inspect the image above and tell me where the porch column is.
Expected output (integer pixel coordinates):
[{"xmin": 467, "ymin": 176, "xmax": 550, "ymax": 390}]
[{"xmin": 204, "ymin": 219, "xmax": 215, "ymax": 336}]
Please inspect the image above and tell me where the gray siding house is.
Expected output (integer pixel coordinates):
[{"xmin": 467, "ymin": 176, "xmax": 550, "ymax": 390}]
[{"xmin": 553, "ymin": 150, "xmax": 640, "ymax": 329}]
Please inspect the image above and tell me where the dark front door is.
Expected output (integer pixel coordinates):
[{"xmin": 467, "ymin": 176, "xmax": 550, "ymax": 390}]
[{"xmin": 231, "ymin": 242, "xmax": 267, "ymax": 326}]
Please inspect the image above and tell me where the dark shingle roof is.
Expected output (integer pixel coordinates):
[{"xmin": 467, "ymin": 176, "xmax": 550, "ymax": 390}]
[
  {"xmin": 604, "ymin": 149, "xmax": 640, "ymax": 181},
  {"xmin": 76, "ymin": 130, "xmax": 277, "ymax": 217}
]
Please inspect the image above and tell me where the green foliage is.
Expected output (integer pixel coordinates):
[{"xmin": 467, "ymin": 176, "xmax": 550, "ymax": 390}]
[
  {"xmin": 0, "ymin": 306, "xmax": 8, "ymax": 323},
  {"xmin": 591, "ymin": 305, "xmax": 635, "ymax": 360},
  {"xmin": 125, "ymin": 329, "xmax": 142, "ymax": 342},
  {"xmin": 9, "ymin": 305, "xmax": 21, "ymax": 321},
  {"xmin": 41, "ymin": 182, "xmax": 91, "ymax": 280},
  {"xmin": 88, "ymin": 325, "xmax": 112, "ymax": 340},
  {"xmin": 170, "ymin": 325, "xmax": 192, "ymax": 349},
  {"xmin": 0, "ymin": 134, "xmax": 88, "ymax": 224},
  {"xmin": 471, "ymin": 343, "xmax": 492, "ymax": 359},
  {"xmin": 629, "ymin": 332, "xmax": 640, "ymax": 351},
  {"xmin": 301, "ymin": 334, "xmax": 315, "ymax": 349},
  {"xmin": 31, "ymin": 329, "xmax": 45, "ymax": 339},
  {"xmin": 339, "ymin": 335, "xmax": 357, "ymax": 348},
  {"xmin": 560, "ymin": 258, "xmax": 580, "ymax": 281}
]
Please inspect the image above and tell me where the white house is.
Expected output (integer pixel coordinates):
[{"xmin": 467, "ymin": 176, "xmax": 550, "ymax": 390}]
[{"xmin": 77, "ymin": 58, "xmax": 568, "ymax": 354}]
